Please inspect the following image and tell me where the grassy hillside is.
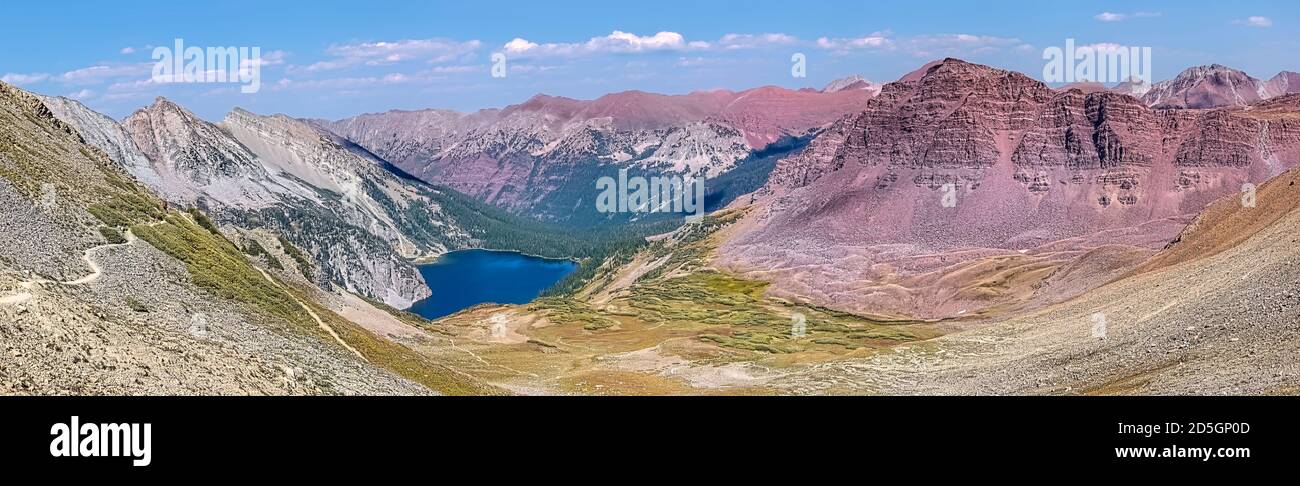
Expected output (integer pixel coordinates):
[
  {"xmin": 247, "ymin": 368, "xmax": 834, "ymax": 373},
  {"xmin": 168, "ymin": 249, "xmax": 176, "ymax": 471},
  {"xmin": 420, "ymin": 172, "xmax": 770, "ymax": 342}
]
[{"xmin": 533, "ymin": 210, "xmax": 936, "ymax": 355}]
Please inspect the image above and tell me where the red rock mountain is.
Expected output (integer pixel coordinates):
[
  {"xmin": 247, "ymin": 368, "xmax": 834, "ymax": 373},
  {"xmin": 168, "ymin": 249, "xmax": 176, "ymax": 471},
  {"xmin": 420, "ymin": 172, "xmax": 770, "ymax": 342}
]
[
  {"xmin": 486, "ymin": 86, "xmax": 875, "ymax": 148},
  {"xmin": 719, "ymin": 58, "xmax": 1300, "ymax": 320},
  {"xmin": 1262, "ymin": 71, "xmax": 1300, "ymax": 99},
  {"xmin": 1142, "ymin": 64, "xmax": 1299, "ymax": 109}
]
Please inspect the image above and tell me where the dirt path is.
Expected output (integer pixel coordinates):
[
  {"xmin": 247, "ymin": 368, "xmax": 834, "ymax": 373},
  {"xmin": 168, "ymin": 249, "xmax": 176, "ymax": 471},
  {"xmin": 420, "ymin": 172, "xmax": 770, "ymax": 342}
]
[
  {"xmin": 62, "ymin": 229, "xmax": 138, "ymax": 286},
  {"xmin": 254, "ymin": 267, "xmax": 368, "ymax": 362},
  {"xmin": 442, "ymin": 335, "xmax": 538, "ymax": 378},
  {"xmin": 0, "ymin": 293, "xmax": 32, "ymax": 305},
  {"xmin": 0, "ymin": 215, "xmax": 367, "ymax": 364},
  {"xmin": 2, "ymin": 227, "xmax": 139, "ymax": 306}
]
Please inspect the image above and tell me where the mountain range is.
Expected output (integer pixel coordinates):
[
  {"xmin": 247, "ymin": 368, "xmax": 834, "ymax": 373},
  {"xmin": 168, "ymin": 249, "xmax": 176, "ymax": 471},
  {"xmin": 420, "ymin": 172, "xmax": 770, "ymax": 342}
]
[
  {"xmin": 324, "ymin": 85, "xmax": 876, "ymax": 222},
  {"xmin": 2, "ymin": 57, "xmax": 1298, "ymax": 396}
]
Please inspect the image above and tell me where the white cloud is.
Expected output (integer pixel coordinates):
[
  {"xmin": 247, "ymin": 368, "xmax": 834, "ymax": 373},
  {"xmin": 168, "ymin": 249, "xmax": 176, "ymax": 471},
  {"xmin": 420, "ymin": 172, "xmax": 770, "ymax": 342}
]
[
  {"xmin": 503, "ymin": 38, "xmax": 539, "ymax": 53},
  {"xmin": 273, "ymin": 66, "xmax": 476, "ymax": 91},
  {"xmin": 674, "ymin": 56, "xmax": 709, "ymax": 67},
  {"xmin": 1080, "ymin": 42, "xmax": 1126, "ymax": 52},
  {"xmin": 716, "ymin": 33, "xmax": 797, "ymax": 50},
  {"xmin": 428, "ymin": 65, "xmax": 481, "ymax": 74},
  {"xmin": 1, "ymin": 72, "xmax": 50, "ymax": 85},
  {"xmin": 497, "ymin": 29, "xmax": 1027, "ymax": 62},
  {"xmin": 273, "ymin": 76, "xmax": 405, "ymax": 90},
  {"xmin": 306, "ymin": 38, "xmax": 482, "ymax": 71},
  {"xmin": 593, "ymin": 31, "xmax": 688, "ymax": 51},
  {"xmin": 816, "ymin": 33, "xmax": 893, "ymax": 51},
  {"xmin": 95, "ymin": 50, "xmax": 287, "ymax": 94},
  {"xmin": 509, "ymin": 64, "xmax": 559, "ymax": 74},
  {"xmin": 901, "ymin": 34, "xmax": 1024, "ymax": 58},
  {"xmin": 69, "ymin": 89, "xmax": 94, "ymax": 100},
  {"xmin": 265, "ymin": 50, "xmax": 289, "ymax": 65},
  {"xmin": 1095, "ymin": 11, "xmax": 1160, "ymax": 22},
  {"xmin": 99, "ymin": 90, "xmax": 158, "ymax": 103},
  {"xmin": 502, "ymin": 31, "xmax": 702, "ymax": 58},
  {"xmin": 243, "ymin": 50, "xmax": 288, "ymax": 70},
  {"xmin": 106, "ymin": 77, "xmax": 155, "ymax": 91},
  {"xmin": 120, "ymin": 47, "xmax": 136, "ymax": 55},
  {"xmin": 810, "ymin": 31, "xmax": 1023, "ymax": 57},
  {"xmin": 1236, "ymin": 16, "xmax": 1273, "ymax": 27},
  {"xmin": 60, "ymin": 63, "xmax": 153, "ymax": 84}
]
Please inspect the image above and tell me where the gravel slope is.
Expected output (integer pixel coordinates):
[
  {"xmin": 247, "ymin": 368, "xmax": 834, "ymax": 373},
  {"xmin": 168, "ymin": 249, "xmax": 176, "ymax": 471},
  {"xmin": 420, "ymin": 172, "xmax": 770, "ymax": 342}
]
[{"xmin": 770, "ymin": 170, "xmax": 1300, "ymax": 395}]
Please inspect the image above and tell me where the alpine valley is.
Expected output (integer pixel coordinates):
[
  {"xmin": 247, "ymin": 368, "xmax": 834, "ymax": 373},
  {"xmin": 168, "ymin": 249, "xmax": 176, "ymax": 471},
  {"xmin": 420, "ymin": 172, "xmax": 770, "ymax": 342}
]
[{"xmin": 2, "ymin": 58, "xmax": 1298, "ymax": 396}]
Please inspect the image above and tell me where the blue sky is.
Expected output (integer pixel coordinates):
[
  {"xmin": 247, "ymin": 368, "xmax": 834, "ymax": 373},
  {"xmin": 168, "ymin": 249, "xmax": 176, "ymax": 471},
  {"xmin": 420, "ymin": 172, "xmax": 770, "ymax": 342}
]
[{"xmin": 2, "ymin": 0, "xmax": 1296, "ymax": 120}]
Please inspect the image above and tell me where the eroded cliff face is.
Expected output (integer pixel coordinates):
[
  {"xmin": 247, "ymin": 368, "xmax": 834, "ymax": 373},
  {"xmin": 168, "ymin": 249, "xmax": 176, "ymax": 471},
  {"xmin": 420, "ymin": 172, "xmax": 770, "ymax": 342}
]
[{"xmin": 723, "ymin": 58, "xmax": 1300, "ymax": 320}]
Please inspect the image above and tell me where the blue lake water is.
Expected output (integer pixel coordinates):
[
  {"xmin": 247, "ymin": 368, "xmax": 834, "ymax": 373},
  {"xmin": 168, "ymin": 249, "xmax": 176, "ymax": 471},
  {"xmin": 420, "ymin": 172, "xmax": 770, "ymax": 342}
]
[{"xmin": 407, "ymin": 249, "xmax": 578, "ymax": 320}]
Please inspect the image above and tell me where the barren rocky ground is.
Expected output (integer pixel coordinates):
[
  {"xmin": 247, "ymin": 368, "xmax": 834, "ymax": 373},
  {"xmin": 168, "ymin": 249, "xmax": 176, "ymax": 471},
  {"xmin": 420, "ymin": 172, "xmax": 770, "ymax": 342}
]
[
  {"xmin": 0, "ymin": 182, "xmax": 431, "ymax": 395},
  {"xmin": 768, "ymin": 186, "xmax": 1300, "ymax": 395}
]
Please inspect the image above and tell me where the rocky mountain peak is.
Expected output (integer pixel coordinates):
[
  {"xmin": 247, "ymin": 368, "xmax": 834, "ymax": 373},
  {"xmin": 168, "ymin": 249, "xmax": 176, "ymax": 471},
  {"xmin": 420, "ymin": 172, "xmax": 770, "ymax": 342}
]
[
  {"xmin": 1142, "ymin": 64, "xmax": 1265, "ymax": 108},
  {"xmin": 222, "ymin": 108, "xmax": 356, "ymax": 161},
  {"xmin": 929, "ymin": 57, "xmax": 1010, "ymax": 78},
  {"xmin": 1269, "ymin": 71, "xmax": 1299, "ymax": 84},
  {"xmin": 888, "ymin": 58, "xmax": 1042, "ymax": 97},
  {"xmin": 896, "ymin": 59, "xmax": 945, "ymax": 83},
  {"xmin": 138, "ymin": 96, "xmax": 190, "ymax": 117},
  {"xmin": 822, "ymin": 75, "xmax": 882, "ymax": 95},
  {"xmin": 1111, "ymin": 76, "xmax": 1153, "ymax": 96},
  {"xmin": 38, "ymin": 94, "xmax": 165, "ymax": 190},
  {"xmin": 123, "ymin": 95, "xmax": 269, "ymax": 189},
  {"xmin": 1177, "ymin": 64, "xmax": 1255, "ymax": 86},
  {"xmin": 1262, "ymin": 71, "xmax": 1300, "ymax": 98}
]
